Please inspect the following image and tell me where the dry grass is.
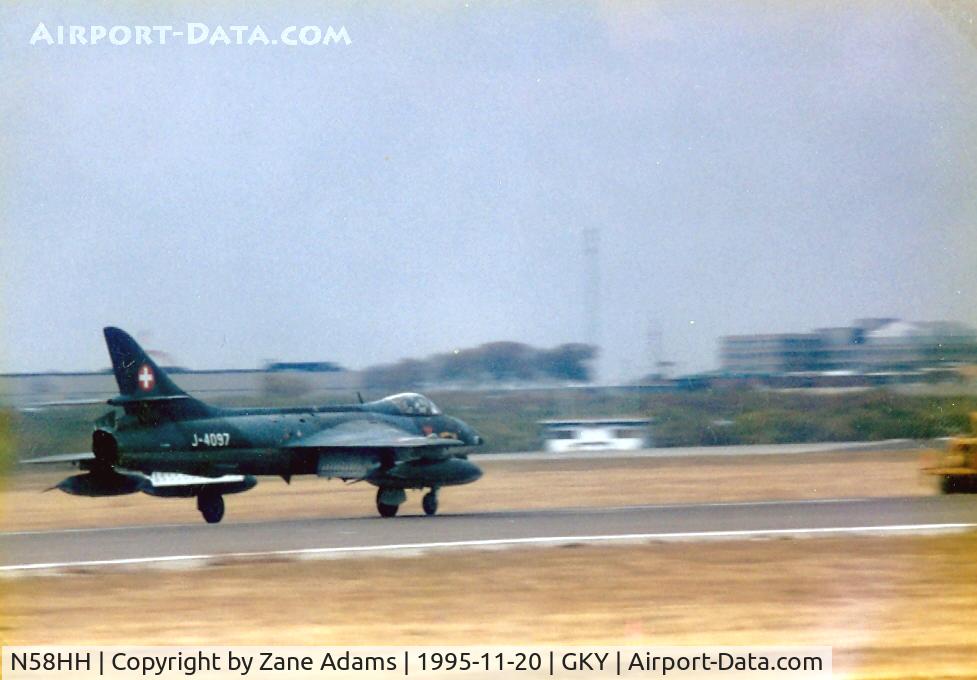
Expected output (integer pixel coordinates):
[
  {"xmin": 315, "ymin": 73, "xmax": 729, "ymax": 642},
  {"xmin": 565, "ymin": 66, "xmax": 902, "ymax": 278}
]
[{"xmin": 0, "ymin": 449, "xmax": 936, "ymax": 531}]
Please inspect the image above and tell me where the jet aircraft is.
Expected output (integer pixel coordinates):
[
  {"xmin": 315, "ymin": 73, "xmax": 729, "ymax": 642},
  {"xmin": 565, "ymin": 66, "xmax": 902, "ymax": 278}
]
[{"xmin": 24, "ymin": 328, "xmax": 484, "ymax": 523}]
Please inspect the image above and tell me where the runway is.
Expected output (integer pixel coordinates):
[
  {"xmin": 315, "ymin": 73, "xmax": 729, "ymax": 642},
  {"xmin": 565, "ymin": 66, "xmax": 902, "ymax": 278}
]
[
  {"xmin": 474, "ymin": 438, "xmax": 924, "ymax": 461},
  {"xmin": 2, "ymin": 495, "xmax": 976, "ymax": 572}
]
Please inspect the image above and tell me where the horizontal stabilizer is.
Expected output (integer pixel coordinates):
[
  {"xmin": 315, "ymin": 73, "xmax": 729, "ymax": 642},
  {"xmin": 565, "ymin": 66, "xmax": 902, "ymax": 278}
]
[
  {"xmin": 19, "ymin": 398, "xmax": 108, "ymax": 411},
  {"xmin": 108, "ymin": 394, "xmax": 193, "ymax": 406},
  {"xmin": 20, "ymin": 452, "xmax": 95, "ymax": 465}
]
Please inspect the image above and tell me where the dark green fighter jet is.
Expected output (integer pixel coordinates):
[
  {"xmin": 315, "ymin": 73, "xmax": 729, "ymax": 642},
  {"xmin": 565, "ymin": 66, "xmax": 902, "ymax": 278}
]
[{"xmin": 26, "ymin": 328, "xmax": 484, "ymax": 523}]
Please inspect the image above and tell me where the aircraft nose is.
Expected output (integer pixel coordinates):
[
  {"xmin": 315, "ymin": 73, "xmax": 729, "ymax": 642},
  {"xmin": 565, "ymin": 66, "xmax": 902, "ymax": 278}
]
[
  {"xmin": 446, "ymin": 416, "xmax": 483, "ymax": 446},
  {"xmin": 459, "ymin": 422, "xmax": 484, "ymax": 446}
]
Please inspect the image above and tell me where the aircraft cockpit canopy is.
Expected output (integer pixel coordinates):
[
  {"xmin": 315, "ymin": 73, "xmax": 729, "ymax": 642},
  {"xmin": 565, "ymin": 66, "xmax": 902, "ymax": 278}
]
[{"xmin": 381, "ymin": 393, "xmax": 442, "ymax": 416}]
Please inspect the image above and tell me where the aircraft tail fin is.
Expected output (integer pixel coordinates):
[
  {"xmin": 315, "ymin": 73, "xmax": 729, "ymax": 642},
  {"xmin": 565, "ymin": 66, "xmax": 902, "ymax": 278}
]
[{"xmin": 103, "ymin": 327, "xmax": 188, "ymax": 398}]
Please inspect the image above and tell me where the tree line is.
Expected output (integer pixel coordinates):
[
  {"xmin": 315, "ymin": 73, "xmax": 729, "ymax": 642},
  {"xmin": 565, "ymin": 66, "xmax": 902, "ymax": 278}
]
[{"xmin": 362, "ymin": 342, "xmax": 597, "ymax": 390}]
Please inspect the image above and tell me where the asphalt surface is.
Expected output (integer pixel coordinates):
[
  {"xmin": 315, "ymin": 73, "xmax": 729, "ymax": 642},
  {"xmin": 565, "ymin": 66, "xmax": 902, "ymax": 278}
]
[
  {"xmin": 3, "ymin": 496, "xmax": 977, "ymax": 572},
  {"xmin": 474, "ymin": 438, "xmax": 924, "ymax": 461}
]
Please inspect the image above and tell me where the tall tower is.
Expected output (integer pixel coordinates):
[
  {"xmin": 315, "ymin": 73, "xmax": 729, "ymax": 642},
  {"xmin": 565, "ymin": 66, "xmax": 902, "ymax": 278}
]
[
  {"xmin": 647, "ymin": 318, "xmax": 662, "ymax": 377},
  {"xmin": 646, "ymin": 318, "xmax": 674, "ymax": 380},
  {"xmin": 583, "ymin": 227, "xmax": 600, "ymax": 354}
]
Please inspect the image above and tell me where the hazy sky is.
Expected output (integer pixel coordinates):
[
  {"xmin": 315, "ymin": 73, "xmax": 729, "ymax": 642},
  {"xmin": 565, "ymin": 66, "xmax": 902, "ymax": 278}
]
[{"xmin": 2, "ymin": 1, "xmax": 976, "ymax": 380}]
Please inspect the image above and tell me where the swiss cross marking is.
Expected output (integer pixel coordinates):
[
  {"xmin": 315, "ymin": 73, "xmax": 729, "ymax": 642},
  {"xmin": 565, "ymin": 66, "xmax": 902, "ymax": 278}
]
[{"xmin": 137, "ymin": 364, "xmax": 155, "ymax": 391}]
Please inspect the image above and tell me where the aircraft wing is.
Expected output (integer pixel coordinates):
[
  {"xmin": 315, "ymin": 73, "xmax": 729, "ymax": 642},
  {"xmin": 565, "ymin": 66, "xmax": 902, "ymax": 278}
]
[
  {"xmin": 20, "ymin": 452, "xmax": 96, "ymax": 464},
  {"xmin": 286, "ymin": 420, "xmax": 464, "ymax": 450}
]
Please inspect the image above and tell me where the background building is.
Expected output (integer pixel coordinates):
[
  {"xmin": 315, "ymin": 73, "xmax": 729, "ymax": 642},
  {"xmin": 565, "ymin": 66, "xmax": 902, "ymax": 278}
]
[{"xmin": 720, "ymin": 318, "xmax": 977, "ymax": 378}]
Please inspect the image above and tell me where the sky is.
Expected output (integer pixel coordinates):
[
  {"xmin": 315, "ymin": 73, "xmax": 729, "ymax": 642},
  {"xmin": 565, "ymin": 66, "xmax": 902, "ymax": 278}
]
[{"xmin": 2, "ymin": 1, "xmax": 976, "ymax": 381}]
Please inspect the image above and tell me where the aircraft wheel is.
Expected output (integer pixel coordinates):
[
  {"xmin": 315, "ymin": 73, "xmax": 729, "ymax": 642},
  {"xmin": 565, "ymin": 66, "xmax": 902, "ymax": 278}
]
[
  {"xmin": 941, "ymin": 475, "xmax": 959, "ymax": 495},
  {"xmin": 422, "ymin": 491, "xmax": 439, "ymax": 516},
  {"xmin": 198, "ymin": 493, "xmax": 225, "ymax": 524},
  {"xmin": 375, "ymin": 488, "xmax": 404, "ymax": 517}
]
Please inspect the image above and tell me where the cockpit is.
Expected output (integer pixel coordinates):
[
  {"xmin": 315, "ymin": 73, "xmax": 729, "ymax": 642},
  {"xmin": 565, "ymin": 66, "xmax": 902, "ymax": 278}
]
[{"xmin": 377, "ymin": 393, "xmax": 442, "ymax": 416}]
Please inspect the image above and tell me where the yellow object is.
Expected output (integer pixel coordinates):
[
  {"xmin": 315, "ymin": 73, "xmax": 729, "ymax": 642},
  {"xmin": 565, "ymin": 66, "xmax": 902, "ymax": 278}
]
[
  {"xmin": 924, "ymin": 412, "xmax": 977, "ymax": 493},
  {"xmin": 945, "ymin": 437, "xmax": 977, "ymax": 468}
]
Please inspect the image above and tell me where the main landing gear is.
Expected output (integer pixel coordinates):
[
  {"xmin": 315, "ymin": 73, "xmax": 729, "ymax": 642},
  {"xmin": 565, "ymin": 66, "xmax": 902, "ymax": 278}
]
[
  {"xmin": 374, "ymin": 487, "xmax": 440, "ymax": 517},
  {"xmin": 376, "ymin": 487, "xmax": 406, "ymax": 517},
  {"xmin": 422, "ymin": 489, "xmax": 439, "ymax": 516},
  {"xmin": 197, "ymin": 491, "xmax": 225, "ymax": 524}
]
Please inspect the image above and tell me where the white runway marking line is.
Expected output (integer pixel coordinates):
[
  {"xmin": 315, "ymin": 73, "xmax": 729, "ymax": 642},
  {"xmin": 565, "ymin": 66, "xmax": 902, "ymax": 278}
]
[{"xmin": 1, "ymin": 522, "xmax": 974, "ymax": 573}]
